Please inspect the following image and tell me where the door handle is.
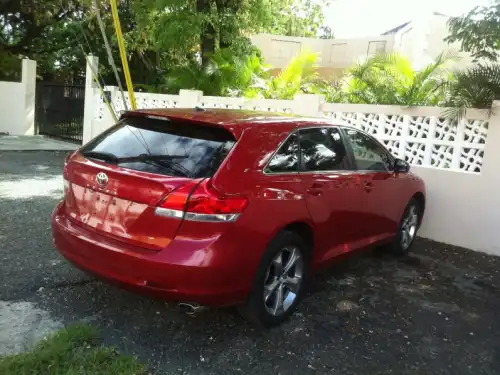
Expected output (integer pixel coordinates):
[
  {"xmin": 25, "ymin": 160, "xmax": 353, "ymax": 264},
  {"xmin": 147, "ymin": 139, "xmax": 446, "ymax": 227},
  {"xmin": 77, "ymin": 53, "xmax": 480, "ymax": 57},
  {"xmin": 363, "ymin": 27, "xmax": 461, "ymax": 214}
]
[
  {"xmin": 307, "ymin": 183, "xmax": 323, "ymax": 196},
  {"xmin": 363, "ymin": 181, "xmax": 374, "ymax": 192}
]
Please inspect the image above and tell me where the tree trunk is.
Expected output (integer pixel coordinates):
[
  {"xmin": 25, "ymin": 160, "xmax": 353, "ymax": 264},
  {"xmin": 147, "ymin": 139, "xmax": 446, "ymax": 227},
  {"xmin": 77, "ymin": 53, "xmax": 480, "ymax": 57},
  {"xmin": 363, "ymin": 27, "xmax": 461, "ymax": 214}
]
[{"xmin": 196, "ymin": 0, "xmax": 216, "ymax": 66}]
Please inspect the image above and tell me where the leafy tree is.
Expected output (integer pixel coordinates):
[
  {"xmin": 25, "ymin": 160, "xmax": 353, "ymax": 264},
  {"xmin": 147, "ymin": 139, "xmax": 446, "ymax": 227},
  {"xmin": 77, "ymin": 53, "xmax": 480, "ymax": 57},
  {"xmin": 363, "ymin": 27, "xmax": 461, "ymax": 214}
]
[
  {"xmin": 0, "ymin": 0, "xmax": 331, "ymax": 85},
  {"xmin": 319, "ymin": 25, "xmax": 335, "ymax": 39},
  {"xmin": 446, "ymin": 2, "xmax": 500, "ymax": 62},
  {"xmin": 331, "ymin": 52, "xmax": 457, "ymax": 106},
  {"xmin": 268, "ymin": 0, "xmax": 331, "ymax": 38}
]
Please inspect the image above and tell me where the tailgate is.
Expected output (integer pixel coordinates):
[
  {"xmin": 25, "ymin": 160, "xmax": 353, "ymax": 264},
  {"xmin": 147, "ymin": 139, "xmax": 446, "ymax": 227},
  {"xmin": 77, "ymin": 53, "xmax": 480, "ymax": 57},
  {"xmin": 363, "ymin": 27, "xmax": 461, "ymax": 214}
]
[
  {"xmin": 64, "ymin": 154, "xmax": 195, "ymax": 250},
  {"xmin": 62, "ymin": 113, "xmax": 236, "ymax": 250}
]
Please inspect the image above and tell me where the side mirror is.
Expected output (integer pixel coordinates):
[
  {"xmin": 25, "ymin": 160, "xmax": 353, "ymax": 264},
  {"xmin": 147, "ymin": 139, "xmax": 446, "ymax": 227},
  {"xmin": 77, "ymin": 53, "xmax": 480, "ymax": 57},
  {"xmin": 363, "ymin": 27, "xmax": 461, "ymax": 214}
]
[{"xmin": 394, "ymin": 158, "xmax": 410, "ymax": 173}]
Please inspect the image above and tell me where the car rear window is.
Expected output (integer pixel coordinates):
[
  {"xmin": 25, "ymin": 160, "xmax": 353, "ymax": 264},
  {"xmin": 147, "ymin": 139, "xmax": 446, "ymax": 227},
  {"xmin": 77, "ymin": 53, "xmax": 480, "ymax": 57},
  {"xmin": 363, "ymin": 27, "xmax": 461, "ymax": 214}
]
[{"xmin": 80, "ymin": 115, "xmax": 236, "ymax": 178}]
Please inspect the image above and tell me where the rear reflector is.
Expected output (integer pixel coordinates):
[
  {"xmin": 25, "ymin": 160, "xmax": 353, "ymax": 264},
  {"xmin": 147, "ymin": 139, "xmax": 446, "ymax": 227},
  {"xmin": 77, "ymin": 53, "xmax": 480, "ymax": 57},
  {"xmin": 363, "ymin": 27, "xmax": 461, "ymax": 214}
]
[{"xmin": 155, "ymin": 179, "xmax": 247, "ymax": 222}]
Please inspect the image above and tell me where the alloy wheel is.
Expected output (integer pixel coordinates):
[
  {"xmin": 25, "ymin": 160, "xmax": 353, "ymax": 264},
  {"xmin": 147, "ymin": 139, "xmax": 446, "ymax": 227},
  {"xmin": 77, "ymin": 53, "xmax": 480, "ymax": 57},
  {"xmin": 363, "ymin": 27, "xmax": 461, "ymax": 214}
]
[
  {"xmin": 401, "ymin": 205, "xmax": 418, "ymax": 250},
  {"xmin": 263, "ymin": 246, "xmax": 304, "ymax": 316}
]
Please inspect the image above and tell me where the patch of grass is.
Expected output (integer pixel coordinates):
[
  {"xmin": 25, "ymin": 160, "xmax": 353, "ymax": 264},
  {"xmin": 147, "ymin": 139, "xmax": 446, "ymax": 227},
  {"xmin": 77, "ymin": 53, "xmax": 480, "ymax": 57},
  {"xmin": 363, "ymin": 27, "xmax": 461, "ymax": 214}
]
[{"xmin": 0, "ymin": 324, "xmax": 147, "ymax": 375}]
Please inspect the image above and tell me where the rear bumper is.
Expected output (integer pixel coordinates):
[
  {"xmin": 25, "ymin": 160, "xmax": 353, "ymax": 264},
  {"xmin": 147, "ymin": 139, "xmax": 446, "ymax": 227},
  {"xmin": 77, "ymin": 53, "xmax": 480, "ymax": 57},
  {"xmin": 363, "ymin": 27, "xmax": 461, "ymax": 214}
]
[{"xmin": 51, "ymin": 202, "xmax": 250, "ymax": 306}]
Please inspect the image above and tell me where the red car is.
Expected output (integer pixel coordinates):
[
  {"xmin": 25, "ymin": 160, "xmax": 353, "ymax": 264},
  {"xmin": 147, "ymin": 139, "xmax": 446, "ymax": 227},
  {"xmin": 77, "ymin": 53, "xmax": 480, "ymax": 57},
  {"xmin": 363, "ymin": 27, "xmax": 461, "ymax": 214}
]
[{"xmin": 52, "ymin": 108, "xmax": 425, "ymax": 326}]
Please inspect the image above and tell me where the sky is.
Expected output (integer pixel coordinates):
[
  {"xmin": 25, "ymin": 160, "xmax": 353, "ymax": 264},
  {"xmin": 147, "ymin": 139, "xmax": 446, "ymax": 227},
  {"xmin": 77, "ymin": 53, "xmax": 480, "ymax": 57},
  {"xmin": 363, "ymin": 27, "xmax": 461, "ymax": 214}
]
[{"xmin": 324, "ymin": 0, "xmax": 491, "ymax": 38}]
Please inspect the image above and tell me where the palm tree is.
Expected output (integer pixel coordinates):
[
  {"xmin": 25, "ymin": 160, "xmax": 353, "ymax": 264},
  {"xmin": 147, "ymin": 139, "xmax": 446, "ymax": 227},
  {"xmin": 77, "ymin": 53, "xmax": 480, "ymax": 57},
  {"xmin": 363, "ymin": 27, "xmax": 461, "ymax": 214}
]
[
  {"xmin": 335, "ymin": 52, "xmax": 457, "ymax": 106},
  {"xmin": 250, "ymin": 50, "xmax": 320, "ymax": 99},
  {"xmin": 444, "ymin": 64, "xmax": 500, "ymax": 119}
]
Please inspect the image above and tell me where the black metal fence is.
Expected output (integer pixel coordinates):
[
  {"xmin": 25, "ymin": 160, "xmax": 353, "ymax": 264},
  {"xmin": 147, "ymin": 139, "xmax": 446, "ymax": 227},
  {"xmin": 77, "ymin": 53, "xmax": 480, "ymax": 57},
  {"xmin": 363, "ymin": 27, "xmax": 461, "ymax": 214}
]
[{"xmin": 35, "ymin": 83, "xmax": 85, "ymax": 143}]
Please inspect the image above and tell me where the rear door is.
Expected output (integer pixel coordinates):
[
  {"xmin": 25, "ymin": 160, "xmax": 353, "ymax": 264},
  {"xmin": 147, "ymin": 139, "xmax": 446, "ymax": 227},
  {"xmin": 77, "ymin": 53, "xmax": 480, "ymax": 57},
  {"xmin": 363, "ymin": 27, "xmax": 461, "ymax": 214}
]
[
  {"xmin": 342, "ymin": 128, "xmax": 401, "ymax": 241},
  {"xmin": 63, "ymin": 115, "xmax": 236, "ymax": 250},
  {"xmin": 298, "ymin": 127, "xmax": 363, "ymax": 262}
]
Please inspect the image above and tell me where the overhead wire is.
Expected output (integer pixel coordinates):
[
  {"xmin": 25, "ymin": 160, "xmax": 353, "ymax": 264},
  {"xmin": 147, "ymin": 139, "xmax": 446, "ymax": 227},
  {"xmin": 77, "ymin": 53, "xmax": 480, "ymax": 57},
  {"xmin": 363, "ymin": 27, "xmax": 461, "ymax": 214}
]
[
  {"xmin": 59, "ymin": 0, "xmax": 154, "ymax": 153},
  {"xmin": 109, "ymin": 0, "xmax": 137, "ymax": 109},
  {"xmin": 92, "ymin": 0, "xmax": 128, "ymax": 111},
  {"xmin": 59, "ymin": 1, "xmax": 118, "ymax": 121}
]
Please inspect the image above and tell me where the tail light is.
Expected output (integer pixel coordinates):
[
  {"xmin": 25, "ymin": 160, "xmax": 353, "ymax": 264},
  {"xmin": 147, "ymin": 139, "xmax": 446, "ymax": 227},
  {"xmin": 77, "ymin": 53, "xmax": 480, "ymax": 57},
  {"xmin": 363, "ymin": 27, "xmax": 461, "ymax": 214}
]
[{"xmin": 155, "ymin": 180, "xmax": 247, "ymax": 222}]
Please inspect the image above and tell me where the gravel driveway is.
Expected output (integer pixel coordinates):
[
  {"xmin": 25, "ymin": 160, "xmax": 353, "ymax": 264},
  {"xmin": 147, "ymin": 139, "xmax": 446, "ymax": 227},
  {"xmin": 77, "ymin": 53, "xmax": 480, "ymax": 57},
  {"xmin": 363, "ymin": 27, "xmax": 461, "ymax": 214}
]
[{"xmin": 1, "ymin": 151, "xmax": 499, "ymax": 375}]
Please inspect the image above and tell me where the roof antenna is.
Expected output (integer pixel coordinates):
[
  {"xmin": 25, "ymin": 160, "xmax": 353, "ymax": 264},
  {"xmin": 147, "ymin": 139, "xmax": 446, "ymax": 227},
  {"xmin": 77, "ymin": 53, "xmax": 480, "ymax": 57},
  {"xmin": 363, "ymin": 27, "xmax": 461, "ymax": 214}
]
[{"xmin": 194, "ymin": 106, "xmax": 206, "ymax": 112}]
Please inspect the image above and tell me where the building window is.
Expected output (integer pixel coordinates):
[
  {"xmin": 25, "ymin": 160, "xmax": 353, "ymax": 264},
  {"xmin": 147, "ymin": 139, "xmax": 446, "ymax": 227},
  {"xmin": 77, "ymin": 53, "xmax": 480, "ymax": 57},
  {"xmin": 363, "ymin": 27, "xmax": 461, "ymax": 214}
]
[
  {"xmin": 367, "ymin": 41, "xmax": 387, "ymax": 56},
  {"xmin": 330, "ymin": 43, "xmax": 348, "ymax": 63}
]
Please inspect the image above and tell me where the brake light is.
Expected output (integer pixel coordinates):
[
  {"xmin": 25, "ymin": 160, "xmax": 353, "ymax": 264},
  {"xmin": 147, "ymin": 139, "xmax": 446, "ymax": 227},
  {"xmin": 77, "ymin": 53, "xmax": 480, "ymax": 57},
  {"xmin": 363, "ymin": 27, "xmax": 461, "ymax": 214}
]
[{"xmin": 155, "ymin": 180, "xmax": 247, "ymax": 222}]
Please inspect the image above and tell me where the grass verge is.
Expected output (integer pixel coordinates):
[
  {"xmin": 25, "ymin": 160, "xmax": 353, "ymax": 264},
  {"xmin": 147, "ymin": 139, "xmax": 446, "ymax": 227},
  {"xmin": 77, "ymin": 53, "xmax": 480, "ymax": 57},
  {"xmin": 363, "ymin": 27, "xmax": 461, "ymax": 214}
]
[{"xmin": 0, "ymin": 324, "xmax": 147, "ymax": 375}]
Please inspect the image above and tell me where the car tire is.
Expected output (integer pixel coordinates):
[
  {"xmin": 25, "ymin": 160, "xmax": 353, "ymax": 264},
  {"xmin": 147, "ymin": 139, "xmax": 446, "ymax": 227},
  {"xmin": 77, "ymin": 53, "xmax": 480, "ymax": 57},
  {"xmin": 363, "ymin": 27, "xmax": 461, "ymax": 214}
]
[
  {"xmin": 387, "ymin": 198, "xmax": 421, "ymax": 256},
  {"xmin": 239, "ymin": 230, "xmax": 310, "ymax": 328}
]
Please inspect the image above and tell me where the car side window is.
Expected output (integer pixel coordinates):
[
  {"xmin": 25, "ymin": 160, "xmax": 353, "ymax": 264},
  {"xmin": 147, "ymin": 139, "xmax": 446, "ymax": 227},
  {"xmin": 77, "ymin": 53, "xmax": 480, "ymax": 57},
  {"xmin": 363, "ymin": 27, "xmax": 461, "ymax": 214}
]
[
  {"xmin": 266, "ymin": 133, "xmax": 299, "ymax": 173},
  {"xmin": 345, "ymin": 129, "xmax": 393, "ymax": 171},
  {"xmin": 299, "ymin": 127, "xmax": 349, "ymax": 172}
]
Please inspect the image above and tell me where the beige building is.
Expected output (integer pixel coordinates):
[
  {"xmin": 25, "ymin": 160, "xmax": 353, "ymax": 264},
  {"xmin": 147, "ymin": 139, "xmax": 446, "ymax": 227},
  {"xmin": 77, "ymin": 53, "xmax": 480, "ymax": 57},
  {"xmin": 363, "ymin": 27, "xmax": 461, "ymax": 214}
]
[{"xmin": 250, "ymin": 12, "xmax": 473, "ymax": 77}]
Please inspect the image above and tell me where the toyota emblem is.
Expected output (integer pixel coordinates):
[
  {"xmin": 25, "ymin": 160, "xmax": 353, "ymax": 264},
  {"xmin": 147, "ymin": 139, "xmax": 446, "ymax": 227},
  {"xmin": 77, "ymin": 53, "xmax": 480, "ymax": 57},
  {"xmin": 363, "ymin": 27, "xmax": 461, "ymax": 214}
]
[{"xmin": 96, "ymin": 172, "xmax": 108, "ymax": 187}]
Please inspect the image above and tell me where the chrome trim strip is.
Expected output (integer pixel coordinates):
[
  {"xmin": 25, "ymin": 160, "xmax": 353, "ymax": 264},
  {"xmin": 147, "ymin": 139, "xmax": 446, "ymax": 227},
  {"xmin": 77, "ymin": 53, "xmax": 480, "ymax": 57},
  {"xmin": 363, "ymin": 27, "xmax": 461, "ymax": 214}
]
[
  {"xmin": 184, "ymin": 212, "xmax": 240, "ymax": 222},
  {"xmin": 154, "ymin": 207, "xmax": 184, "ymax": 219},
  {"xmin": 154, "ymin": 207, "xmax": 239, "ymax": 222}
]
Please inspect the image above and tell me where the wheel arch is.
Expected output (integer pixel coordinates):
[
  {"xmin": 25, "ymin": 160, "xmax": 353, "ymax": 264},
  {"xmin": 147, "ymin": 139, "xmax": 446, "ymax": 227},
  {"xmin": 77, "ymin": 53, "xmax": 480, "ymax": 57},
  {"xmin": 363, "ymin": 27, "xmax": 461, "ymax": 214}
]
[
  {"xmin": 412, "ymin": 191, "xmax": 426, "ymax": 227},
  {"xmin": 281, "ymin": 221, "xmax": 315, "ymax": 259}
]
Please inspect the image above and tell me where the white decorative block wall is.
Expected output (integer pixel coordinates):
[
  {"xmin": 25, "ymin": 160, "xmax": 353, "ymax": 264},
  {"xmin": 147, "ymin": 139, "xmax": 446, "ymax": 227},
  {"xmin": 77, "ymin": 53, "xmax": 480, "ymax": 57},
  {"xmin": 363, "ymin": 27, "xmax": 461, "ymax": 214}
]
[{"xmin": 321, "ymin": 104, "xmax": 489, "ymax": 173}]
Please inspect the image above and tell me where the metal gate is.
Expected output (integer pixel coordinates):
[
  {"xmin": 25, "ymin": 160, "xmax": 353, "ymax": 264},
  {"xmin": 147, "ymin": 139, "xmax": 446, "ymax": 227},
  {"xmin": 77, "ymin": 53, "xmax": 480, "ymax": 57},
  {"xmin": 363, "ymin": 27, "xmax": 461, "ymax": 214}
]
[{"xmin": 36, "ymin": 83, "xmax": 85, "ymax": 143}]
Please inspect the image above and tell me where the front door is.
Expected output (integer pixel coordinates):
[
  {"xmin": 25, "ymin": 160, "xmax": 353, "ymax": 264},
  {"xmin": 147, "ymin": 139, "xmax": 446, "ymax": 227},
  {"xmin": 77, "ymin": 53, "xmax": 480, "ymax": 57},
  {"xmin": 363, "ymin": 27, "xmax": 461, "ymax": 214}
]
[
  {"xmin": 342, "ymin": 128, "xmax": 402, "ymax": 242},
  {"xmin": 298, "ymin": 127, "xmax": 363, "ymax": 264}
]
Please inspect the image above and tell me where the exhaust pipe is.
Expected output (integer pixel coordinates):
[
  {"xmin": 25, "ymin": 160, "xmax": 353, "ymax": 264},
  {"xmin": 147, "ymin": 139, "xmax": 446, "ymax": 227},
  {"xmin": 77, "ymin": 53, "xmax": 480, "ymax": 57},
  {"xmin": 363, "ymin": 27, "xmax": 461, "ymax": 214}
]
[{"xmin": 178, "ymin": 302, "xmax": 206, "ymax": 315}]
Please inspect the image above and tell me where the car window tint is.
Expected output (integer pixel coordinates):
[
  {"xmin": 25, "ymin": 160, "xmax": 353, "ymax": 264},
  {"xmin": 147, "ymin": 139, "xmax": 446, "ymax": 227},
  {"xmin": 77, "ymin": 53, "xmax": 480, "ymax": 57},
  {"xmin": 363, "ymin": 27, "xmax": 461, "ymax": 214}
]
[
  {"xmin": 80, "ymin": 116, "xmax": 235, "ymax": 178},
  {"xmin": 266, "ymin": 133, "xmax": 299, "ymax": 173},
  {"xmin": 345, "ymin": 129, "xmax": 392, "ymax": 171},
  {"xmin": 299, "ymin": 127, "xmax": 348, "ymax": 171}
]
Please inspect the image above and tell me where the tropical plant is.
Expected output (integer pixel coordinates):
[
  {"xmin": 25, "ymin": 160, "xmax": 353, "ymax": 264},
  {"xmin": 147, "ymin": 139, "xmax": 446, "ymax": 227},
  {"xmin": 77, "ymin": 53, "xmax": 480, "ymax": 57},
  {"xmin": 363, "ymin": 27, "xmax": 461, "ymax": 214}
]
[
  {"xmin": 444, "ymin": 64, "xmax": 500, "ymax": 119},
  {"xmin": 251, "ymin": 50, "xmax": 320, "ymax": 99},
  {"xmin": 334, "ymin": 52, "xmax": 458, "ymax": 106}
]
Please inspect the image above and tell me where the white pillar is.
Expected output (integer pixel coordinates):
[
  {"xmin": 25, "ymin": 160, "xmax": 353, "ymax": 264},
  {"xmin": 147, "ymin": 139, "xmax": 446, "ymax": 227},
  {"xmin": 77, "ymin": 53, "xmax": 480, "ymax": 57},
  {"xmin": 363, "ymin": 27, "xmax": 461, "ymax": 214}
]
[
  {"xmin": 292, "ymin": 94, "xmax": 325, "ymax": 117},
  {"xmin": 21, "ymin": 59, "xmax": 36, "ymax": 135},
  {"xmin": 481, "ymin": 101, "xmax": 500, "ymax": 179},
  {"xmin": 82, "ymin": 55, "xmax": 99, "ymax": 144},
  {"xmin": 178, "ymin": 89, "xmax": 203, "ymax": 108}
]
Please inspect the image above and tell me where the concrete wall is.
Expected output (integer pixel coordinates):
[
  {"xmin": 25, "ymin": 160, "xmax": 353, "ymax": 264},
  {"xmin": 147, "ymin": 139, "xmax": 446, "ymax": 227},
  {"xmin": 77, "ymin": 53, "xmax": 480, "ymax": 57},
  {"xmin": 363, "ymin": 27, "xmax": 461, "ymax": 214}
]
[
  {"xmin": 0, "ymin": 82, "xmax": 24, "ymax": 134},
  {"xmin": 252, "ymin": 13, "xmax": 477, "ymax": 75},
  {"xmin": 0, "ymin": 60, "xmax": 37, "ymax": 135},
  {"xmin": 250, "ymin": 33, "xmax": 395, "ymax": 71}
]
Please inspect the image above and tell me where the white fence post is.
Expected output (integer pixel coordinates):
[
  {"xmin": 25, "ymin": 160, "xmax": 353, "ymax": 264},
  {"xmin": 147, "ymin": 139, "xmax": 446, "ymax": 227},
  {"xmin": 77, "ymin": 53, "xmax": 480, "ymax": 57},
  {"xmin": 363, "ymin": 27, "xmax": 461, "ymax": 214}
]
[
  {"xmin": 178, "ymin": 89, "xmax": 203, "ymax": 108},
  {"xmin": 292, "ymin": 94, "xmax": 325, "ymax": 117},
  {"xmin": 21, "ymin": 59, "xmax": 36, "ymax": 135},
  {"xmin": 82, "ymin": 55, "xmax": 99, "ymax": 144}
]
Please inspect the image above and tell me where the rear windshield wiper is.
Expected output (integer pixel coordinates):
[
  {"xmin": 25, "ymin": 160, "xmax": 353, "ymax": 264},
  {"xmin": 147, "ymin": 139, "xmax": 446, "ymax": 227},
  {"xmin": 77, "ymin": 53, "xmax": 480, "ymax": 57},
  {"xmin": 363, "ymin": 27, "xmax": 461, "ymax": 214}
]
[
  {"xmin": 117, "ymin": 154, "xmax": 193, "ymax": 178},
  {"xmin": 82, "ymin": 152, "xmax": 187, "ymax": 164},
  {"xmin": 82, "ymin": 151, "xmax": 119, "ymax": 163},
  {"xmin": 116, "ymin": 154, "xmax": 188, "ymax": 163}
]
